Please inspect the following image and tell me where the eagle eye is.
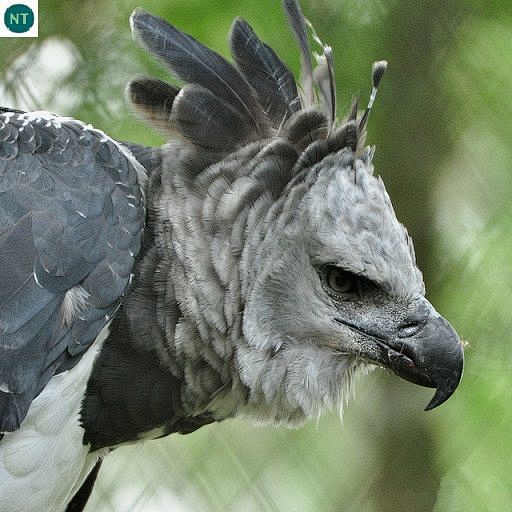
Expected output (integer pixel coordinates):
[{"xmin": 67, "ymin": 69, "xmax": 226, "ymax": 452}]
[
  {"xmin": 325, "ymin": 267, "xmax": 358, "ymax": 294},
  {"xmin": 322, "ymin": 265, "xmax": 376, "ymax": 298}
]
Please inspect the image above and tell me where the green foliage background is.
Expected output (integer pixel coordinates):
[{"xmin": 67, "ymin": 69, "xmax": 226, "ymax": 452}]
[{"xmin": 1, "ymin": 0, "xmax": 511, "ymax": 510}]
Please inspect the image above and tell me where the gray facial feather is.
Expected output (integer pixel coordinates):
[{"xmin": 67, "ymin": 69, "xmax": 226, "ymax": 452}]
[{"xmin": 141, "ymin": 134, "xmax": 424, "ymax": 424}]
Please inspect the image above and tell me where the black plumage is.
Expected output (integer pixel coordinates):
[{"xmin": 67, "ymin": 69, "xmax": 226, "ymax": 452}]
[
  {"xmin": 230, "ymin": 17, "xmax": 300, "ymax": 126},
  {"xmin": 131, "ymin": 8, "xmax": 267, "ymax": 135}
]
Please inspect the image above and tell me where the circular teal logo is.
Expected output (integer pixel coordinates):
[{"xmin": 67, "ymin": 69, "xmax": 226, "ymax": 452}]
[{"xmin": 4, "ymin": 4, "xmax": 34, "ymax": 33}]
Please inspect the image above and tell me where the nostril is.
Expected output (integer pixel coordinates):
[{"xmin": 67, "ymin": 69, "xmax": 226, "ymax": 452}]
[{"xmin": 398, "ymin": 321, "xmax": 423, "ymax": 338}]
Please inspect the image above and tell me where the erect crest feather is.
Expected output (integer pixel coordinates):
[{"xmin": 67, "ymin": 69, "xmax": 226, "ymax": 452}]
[{"xmin": 128, "ymin": 1, "xmax": 386, "ymax": 174}]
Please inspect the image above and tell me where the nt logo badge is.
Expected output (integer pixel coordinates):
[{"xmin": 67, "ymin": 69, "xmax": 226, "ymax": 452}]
[{"xmin": 0, "ymin": 0, "xmax": 38, "ymax": 37}]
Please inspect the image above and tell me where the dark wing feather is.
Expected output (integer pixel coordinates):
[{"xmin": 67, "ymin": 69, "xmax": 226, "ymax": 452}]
[
  {"xmin": 127, "ymin": 76, "xmax": 179, "ymax": 135},
  {"xmin": 230, "ymin": 17, "xmax": 300, "ymax": 128},
  {"xmin": 0, "ymin": 111, "xmax": 145, "ymax": 432},
  {"xmin": 313, "ymin": 46, "xmax": 336, "ymax": 123},
  {"xmin": 282, "ymin": 0, "xmax": 314, "ymax": 107},
  {"xmin": 117, "ymin": 141, "xmax": 160, "ymax": 176},
  {"xmin": 130, "ymin": 8, "xmax": 266, "ymax": 135},
  {"xmin": 170, "ymin": 83, "xmax": 254, "ymax": 152}
]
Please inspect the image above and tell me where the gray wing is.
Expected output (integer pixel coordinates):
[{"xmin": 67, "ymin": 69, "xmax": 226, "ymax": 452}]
[{"xmin": 0, "ymin": 111, "xmax": 145, "ymax": 432}]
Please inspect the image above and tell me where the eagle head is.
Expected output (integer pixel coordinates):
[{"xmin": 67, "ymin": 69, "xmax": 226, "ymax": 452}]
[{"xmin": 128, "ymin": 0, "xmax": 463, "ymax": 427}]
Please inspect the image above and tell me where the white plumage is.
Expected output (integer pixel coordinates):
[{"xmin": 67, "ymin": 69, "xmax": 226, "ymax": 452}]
[{"xmin": 0, "ymin": 331, "xmax": 108, "ymax": 512}]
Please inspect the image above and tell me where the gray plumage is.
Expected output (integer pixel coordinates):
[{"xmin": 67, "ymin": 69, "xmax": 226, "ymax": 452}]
[
  {"xmin": 0, "ymin": 112, "xmax": 144, "ymax": 432},
  {"xmin": 82, "ymin": 0, "xmax": 463, "ymax": 440},
  {"xmin": 0, "ymin": 1, "xmax": 463, "ymax": 511}
]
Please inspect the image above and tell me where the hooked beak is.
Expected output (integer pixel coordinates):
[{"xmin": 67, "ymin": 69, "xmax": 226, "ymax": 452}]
[{"xmin": 334, "ymin": 300, "xmax": 464, "ymax": 410}]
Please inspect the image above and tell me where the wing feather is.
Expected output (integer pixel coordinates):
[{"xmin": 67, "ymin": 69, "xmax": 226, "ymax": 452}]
[
  {"xmin": 230, "ymin": 18, "xmax": 300, "ymax": 127},
  {"xmin": 130, "ymin": 9, "xmax": 266, "ymax": 135},
  {"xmin": 0, "ymin": 111, "xmax": 145, "ymax": 432}
]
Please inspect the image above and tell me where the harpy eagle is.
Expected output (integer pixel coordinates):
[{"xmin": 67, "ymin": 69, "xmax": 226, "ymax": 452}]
[{"xmin": 0, "ymin": 1, "xmax": 464, "ymax": 510}]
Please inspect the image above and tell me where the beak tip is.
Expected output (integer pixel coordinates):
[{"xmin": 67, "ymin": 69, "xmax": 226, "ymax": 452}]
[
  {"xmin": 424, "ymin": 395, "xmax": 441, "ymax": 411},
  {"xmin": 424, "ymin": 391, "xmax": 450, "ymax": 412},
  {"xmin": 424, "ymin": 352, "xmax": 464, "ymax": 412}
]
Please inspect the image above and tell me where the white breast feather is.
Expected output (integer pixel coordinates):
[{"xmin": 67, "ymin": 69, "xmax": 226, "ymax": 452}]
[{"xmin": 0, "ymin": 328, "xmax": 109, "ymax": 512}]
